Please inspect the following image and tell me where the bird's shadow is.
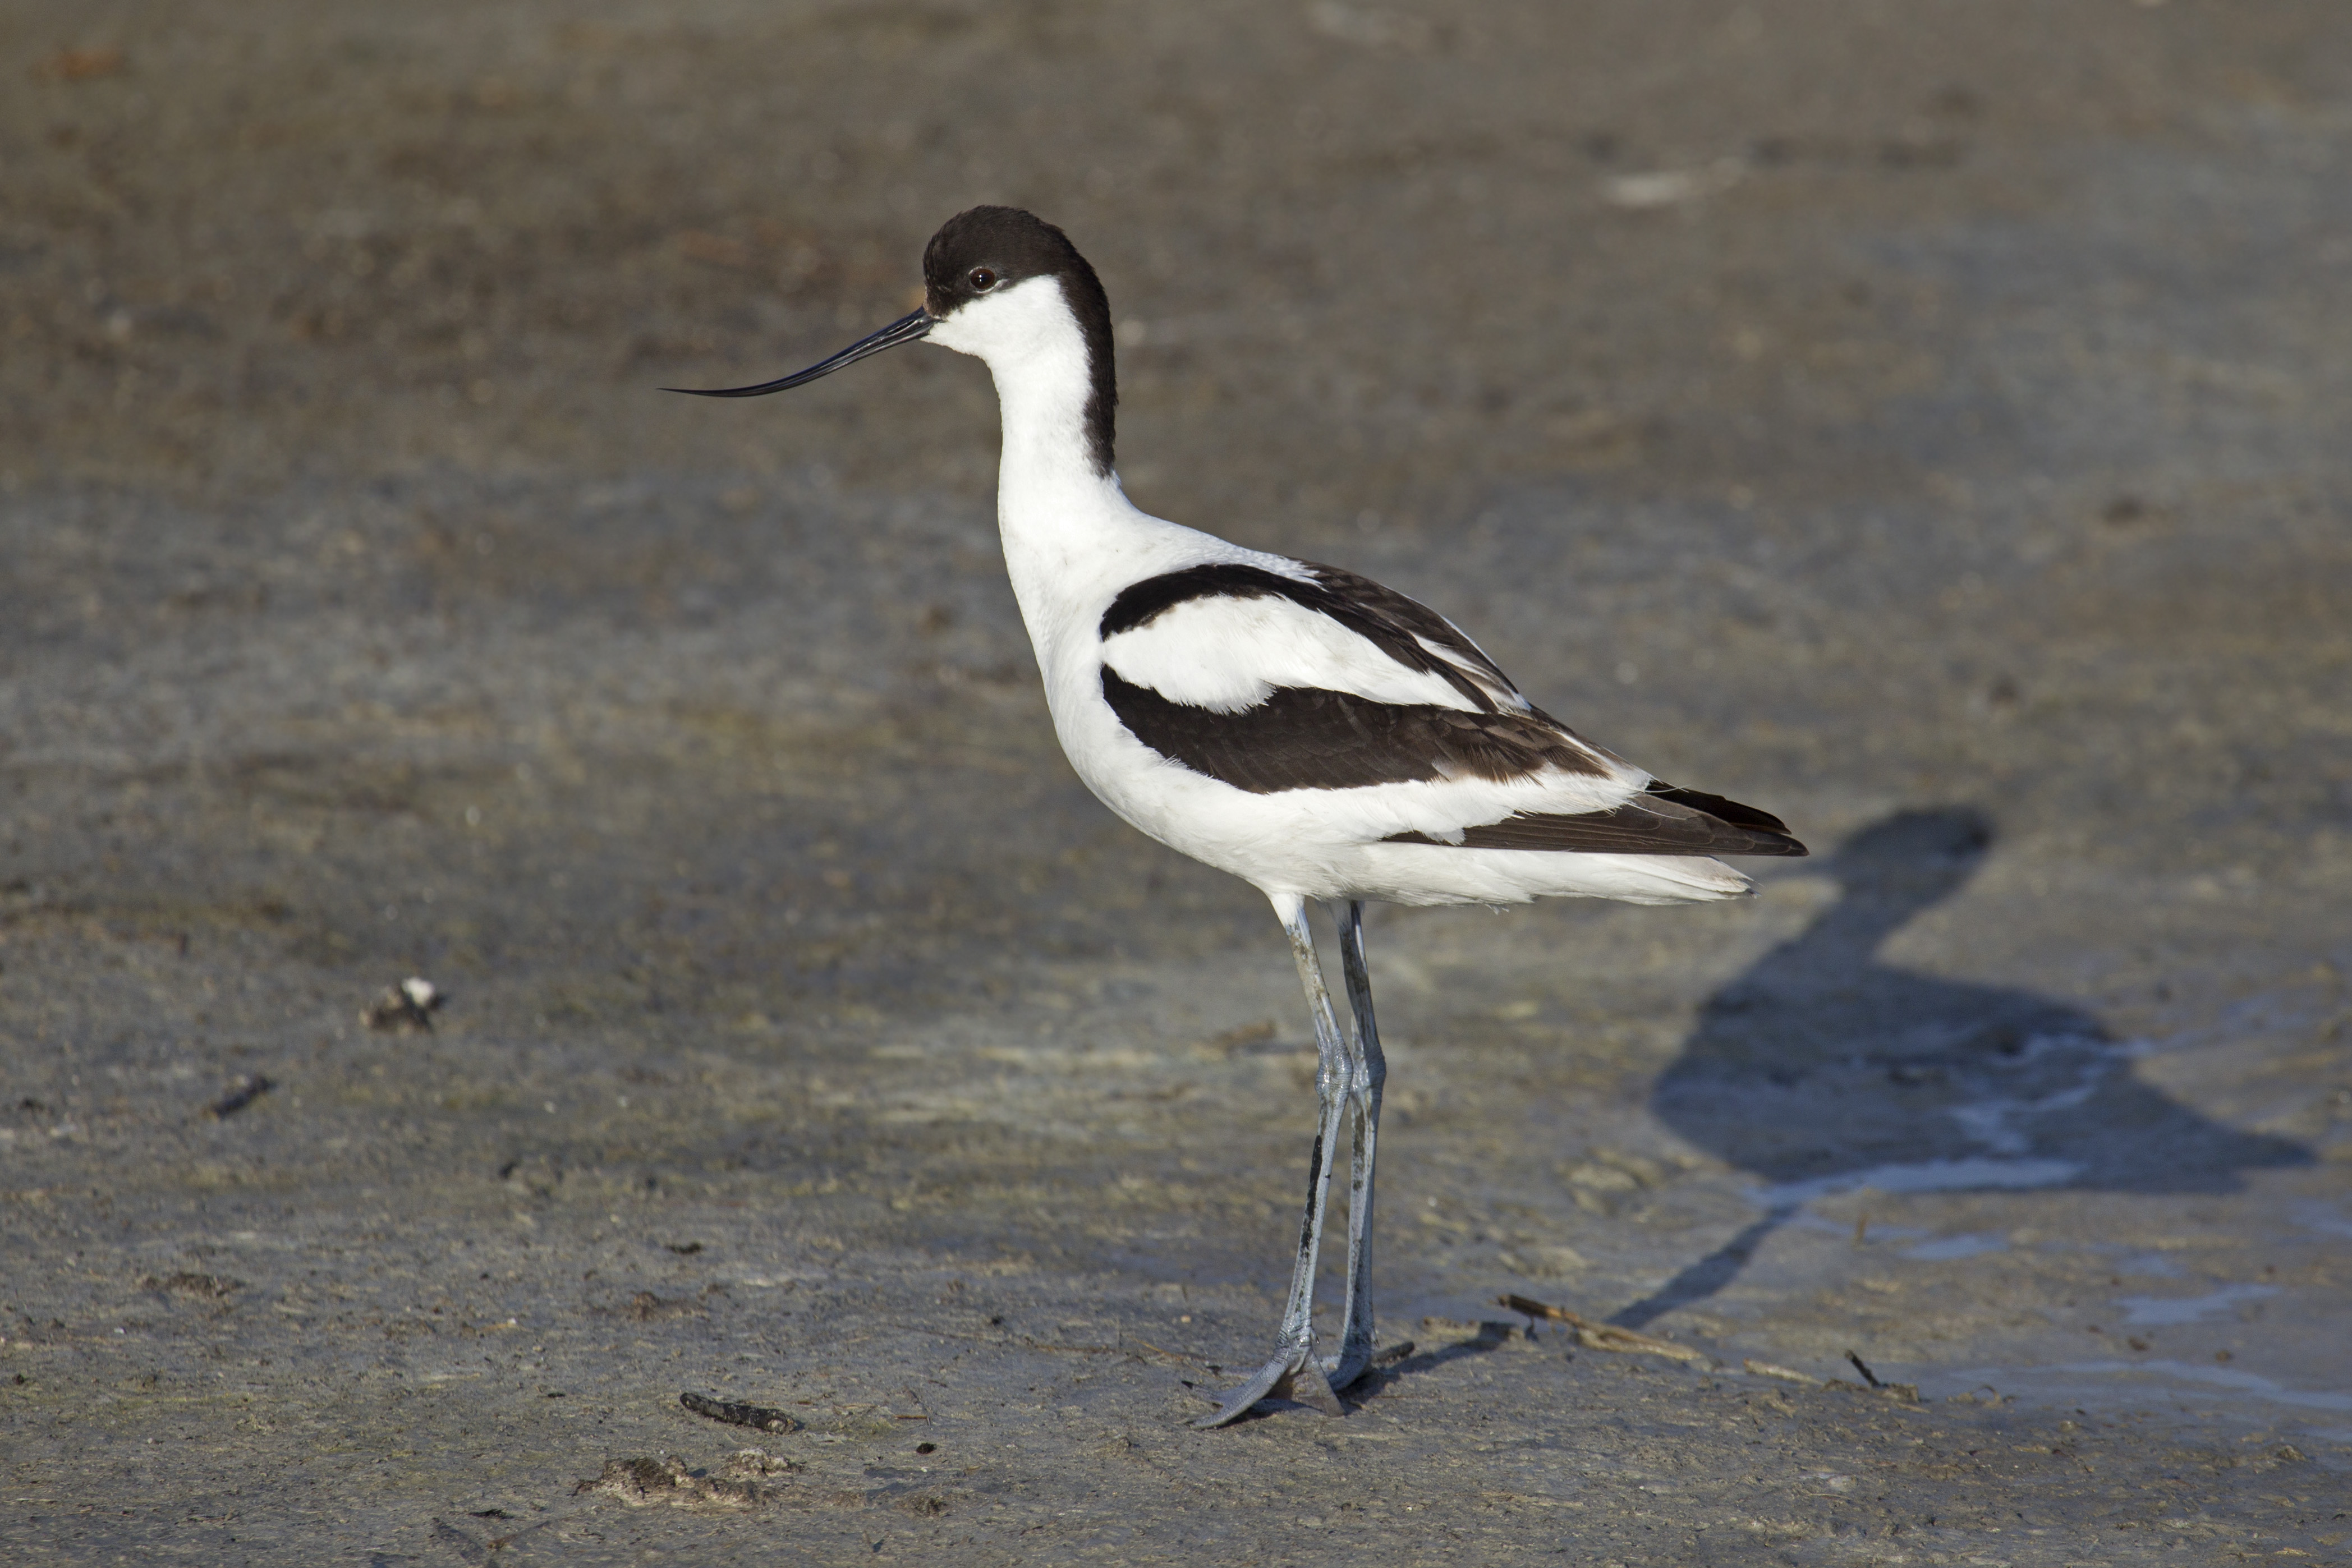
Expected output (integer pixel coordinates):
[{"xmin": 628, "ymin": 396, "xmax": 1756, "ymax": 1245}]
[
  {"xmin": 1341, "ymin": 1322, "xmax": 1513, "ymax": 1409},
  {"xmin": 1618, "ymin": 807, "xmax": 2309, "ymax": 1328}
]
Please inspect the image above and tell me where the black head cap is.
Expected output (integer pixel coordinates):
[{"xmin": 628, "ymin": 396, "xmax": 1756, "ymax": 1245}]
[{"xmin": 925, "ymin": 206, "xmax": 1118, "ymax": 476}]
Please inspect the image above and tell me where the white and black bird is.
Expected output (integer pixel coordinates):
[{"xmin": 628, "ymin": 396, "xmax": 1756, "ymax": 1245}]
[{"xmin": 676, "ymin": 206, "xmax": 1806, "ymax": 1427}]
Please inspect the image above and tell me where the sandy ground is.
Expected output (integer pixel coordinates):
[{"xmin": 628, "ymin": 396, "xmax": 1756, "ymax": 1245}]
[{"xmin": 4, "ymin": 2, "xmax": 2350, "ymax": 1562}]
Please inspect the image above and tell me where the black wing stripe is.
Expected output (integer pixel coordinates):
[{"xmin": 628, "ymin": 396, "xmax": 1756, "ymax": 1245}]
[
  {"xmin": 1300, "ymin": 560, "xmax": 1516, "ymax": 695},
  {"xmin": 1099, "ymin": 562, "xmax": 1507, "ymax": 713},
  {"xmin": 1098, "ymin": 563, "xmax": 1289, "ymax": 638},
  {"xmin": 1102, "ymin": 668, "xmax": 1609, "ymax": 794},
  {"xmin": 1641, "ymin": 780, "xmax": 1794, "ymax": 836},
  {"xmin": 1384, "ymin": 794, "xmax": 1808, "ymax": 858}
]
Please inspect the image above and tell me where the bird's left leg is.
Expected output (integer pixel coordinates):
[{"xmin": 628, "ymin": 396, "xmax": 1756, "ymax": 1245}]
[
  {"xmin": 1321, "ymin": 898, "xmax": 1386, "ymax": 1391},
  {"xmin": 1194, "ymin": 893, "xmax": 1352, "ymax": 1427}
]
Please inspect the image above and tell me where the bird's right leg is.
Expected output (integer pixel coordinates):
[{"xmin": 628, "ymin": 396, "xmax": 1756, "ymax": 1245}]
[
  {"xmin": 1194, "ymin": 892, "xmax": 1352, "ymax": 1428},
  {"xmin": 1321, "ymin": 898, "xmax": 1386, "ymax": 1392}
]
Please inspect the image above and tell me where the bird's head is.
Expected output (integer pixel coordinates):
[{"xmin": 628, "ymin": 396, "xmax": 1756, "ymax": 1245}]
[{"xmin": 668, "ymin": 205, "xmax": 1117, "ymax": 473}]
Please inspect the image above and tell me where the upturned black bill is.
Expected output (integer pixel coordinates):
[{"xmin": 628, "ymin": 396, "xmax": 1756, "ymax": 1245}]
[{"xmin": 664, "ymin": 309, "xmax": 931, "ymax": 398}]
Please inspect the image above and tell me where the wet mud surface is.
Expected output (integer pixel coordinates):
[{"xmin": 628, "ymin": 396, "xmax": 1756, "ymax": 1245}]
[{"xmin": 4, "ymin": 2, "xmax": 2350, "ymax": 1562}]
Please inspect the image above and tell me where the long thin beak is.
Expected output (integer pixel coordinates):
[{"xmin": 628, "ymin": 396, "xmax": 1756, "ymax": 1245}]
[{"xmin": 664, "ymin": 308, "xmax": 931, "ymax": 398}]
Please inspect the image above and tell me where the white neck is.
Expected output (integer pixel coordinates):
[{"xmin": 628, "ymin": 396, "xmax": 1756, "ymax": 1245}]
[
  {"xmin": 988, "ymin": 356, "xmax": 1134, "ymax": 675},
  {"xmin": 925, "ymin": 274, "xmax": 1114, "ymax": 501},
  {"xmin": 927, "ymin": 276, "xmax": 1140, "ymax": 664},
  {"xmin": 987, "ymin": 335, "xmax": 1119, "ymax": 523}
]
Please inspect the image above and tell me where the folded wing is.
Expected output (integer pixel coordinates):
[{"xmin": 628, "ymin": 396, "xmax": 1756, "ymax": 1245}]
[{"xmin": 1096, "ymin": 555, "xmax": 1805, "ymax": 858}]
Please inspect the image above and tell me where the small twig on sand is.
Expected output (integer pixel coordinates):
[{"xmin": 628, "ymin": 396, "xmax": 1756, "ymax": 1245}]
[
  {"xmin": 1829, "ymin": 1350, "xmax": 1922, "ymax": 1404},
  {"xmin": 1497, "ymin": 1294, "xmax": 1708, "ymax": 1363},
  {"xmin": 679, "ymin": 1391, "xmax": 801, "ymax": 1433},
  {"xmin": 209, "ymin": 1074, "xmax": 273, "ymax": 1118}
]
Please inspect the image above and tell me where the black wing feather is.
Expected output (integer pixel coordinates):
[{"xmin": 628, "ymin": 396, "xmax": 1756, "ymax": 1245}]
[
  {"xmin": 1385, "ymin": 783, "xmax": 1807, "ymax": 858},
  {"xmin": 1101, "ymin": 670, "xmax": 1608, "ymax": 794},
  {"xmin": 1639, "ymin": 780, "xmax": 1794, "ymax": 836}
]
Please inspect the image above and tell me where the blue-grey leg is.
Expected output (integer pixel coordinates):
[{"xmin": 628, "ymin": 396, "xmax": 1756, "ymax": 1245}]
[
  {"xmin": 1321, "ymin": 898, "xmax": 1386, "ymax": 1391},
  {"xmin": 1195, "ymin": 892, "xmax": 1352, "ymax": 1427}
]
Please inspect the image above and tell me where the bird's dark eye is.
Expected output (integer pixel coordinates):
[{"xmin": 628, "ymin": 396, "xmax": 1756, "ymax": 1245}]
[{"xmin": 968, "ymin": 267, "xmax": 998, "ymax": 291}]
